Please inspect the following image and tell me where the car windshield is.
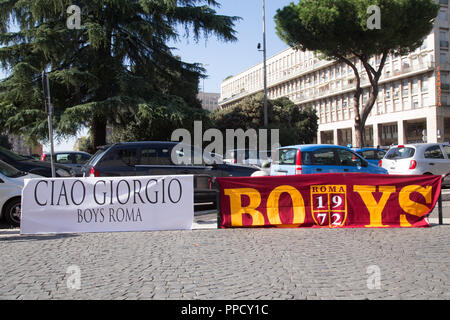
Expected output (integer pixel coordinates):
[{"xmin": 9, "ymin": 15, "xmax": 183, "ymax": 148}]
[
  {"xmin": 385, "ymin": 147, "xmax": 415, "ymax": 159},
  {"xmin": 0, "ymin": 160, "xmax": 25, "ymax": 177},
  {"xmin": 0, "ymin": 146, "xmax": 28, "ymax": 161}
]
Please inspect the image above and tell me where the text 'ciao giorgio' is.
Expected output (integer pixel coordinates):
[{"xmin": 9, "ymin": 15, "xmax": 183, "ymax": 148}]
[{"xmin": 31, "ymin": 177, "xmax": 185, "ymax": 207}]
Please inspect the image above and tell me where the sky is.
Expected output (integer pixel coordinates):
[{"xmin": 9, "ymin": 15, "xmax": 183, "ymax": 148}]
[
  {"xmin": 169, "ymin": 0, "xmax": 293, "ymax": 93},
  {"xmin": 1, "ymin": 0, "xmax": 294, "ymax": 152}
]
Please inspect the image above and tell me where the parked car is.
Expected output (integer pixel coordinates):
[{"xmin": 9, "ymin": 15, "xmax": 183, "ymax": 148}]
[
  {"xmin": 0, "ymin": 147, "xmax": 72, "ymax": 178},
  {"xmin": 41, "ymin": 151, "xmax": 92, "ymax": 176},
  {"xmin": 380, "ymin": 143, "xmax": 450, "ymax": 186},
  {"xmin": 0, "ymin": 160, "xmax": 42, "ymax": 226},
  {"xmin": 81, "ymin": 141, "xmax": 260, "ymax": 204},
  {"xmin": 223, "ymin": 149, "xmax": 272, "ymax": 167},
  {"xmin": 270, "ymin": 144, "xmax": 388, "ymax": 176},
  {"xmin": 352, "ymin": 147, "xmax": 387, "ymax": 166}
]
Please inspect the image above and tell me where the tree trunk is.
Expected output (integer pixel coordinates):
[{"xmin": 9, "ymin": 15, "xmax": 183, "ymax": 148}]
[
  {"xmin": 354, "ymin": 121, "xmax": 364, "ymax": 148},
  {"xmin": 91, "ymin": 116, "xmax": 107, "ymax": 149}
]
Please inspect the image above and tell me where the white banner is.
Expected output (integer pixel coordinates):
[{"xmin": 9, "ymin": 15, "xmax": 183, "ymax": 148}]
[{"xmin": 20, "ymin": 175, "xmax": 194, "ymax": 234}]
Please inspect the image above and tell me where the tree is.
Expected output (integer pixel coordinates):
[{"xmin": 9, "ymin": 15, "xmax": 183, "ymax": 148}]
[
  {"xmin": 0, "ymin": 134, "xmax": 12, "ymax": 150},
  {"xmin": 0, "ymin": 0, "xmax": 239, "ymax": 148},
  {"xmin": 211, "ymin": 93, "xmax": 318, "ymax": 146},
  {"xmin": 73, "ymin": 135, "xmax": 92, "ymax": 153},
  {"xmin": 275, "ymin": 0, "xmax": 439, "ymax": 147}
]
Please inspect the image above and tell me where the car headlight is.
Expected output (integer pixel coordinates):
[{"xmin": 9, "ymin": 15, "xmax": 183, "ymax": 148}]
[{"xmin": 56, "ymin": 168, "xmax": 71, "ymax": 177}]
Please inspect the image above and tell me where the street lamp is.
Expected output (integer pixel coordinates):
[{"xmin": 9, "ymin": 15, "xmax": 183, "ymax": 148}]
[
  {"xmin": 42, "ymin": 71, "xmax": 56, "ymax": 178},
  {"xmin": 261, "ymin": 0, "xmax": 268, "ymax": 126}
]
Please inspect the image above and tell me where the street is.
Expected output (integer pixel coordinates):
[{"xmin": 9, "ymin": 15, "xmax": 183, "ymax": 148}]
[{"xmin": 0, "ymin": 199, "xmax": 449, "ymax": 300}]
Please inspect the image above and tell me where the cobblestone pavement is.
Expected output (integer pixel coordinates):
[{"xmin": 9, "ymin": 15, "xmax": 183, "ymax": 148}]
[{"xmin": 0, "ymin": 217, "xmax": 448, "ymax": 300}]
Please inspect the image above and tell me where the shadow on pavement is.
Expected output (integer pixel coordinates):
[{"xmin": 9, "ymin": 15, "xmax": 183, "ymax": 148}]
[{"xmin": 0, "ymin": 233, "xmax": 79, "ymax": 242}]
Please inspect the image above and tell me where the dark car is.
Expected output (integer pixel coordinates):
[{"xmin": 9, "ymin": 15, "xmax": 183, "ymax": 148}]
[
  {"xmin": 41, "ymin": 151, "xmax": 92, "ymax": 176},
  {"xmin": 352, "ymin": 147, "xmax": 387, "ymax": 166},
  {"xmin": 81, "ymin": 141, "xmax": 259, "ymax": 204},
  {"xmin": 0, "ymin": 146, "xmax": 72, "ymax": 177}
]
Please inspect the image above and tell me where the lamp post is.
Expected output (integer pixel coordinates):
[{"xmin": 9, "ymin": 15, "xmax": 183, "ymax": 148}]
[
  {"xmin": 262, "ymin": 0, "xmax": 268, "ymax": 126},
  {"xmin": 42, "ymin": 71, "xmax": 56, "ymax": 178}
]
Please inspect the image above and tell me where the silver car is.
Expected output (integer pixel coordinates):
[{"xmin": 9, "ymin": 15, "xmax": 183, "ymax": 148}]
[{"xmin": 380, "ymin": 143, "xmax": 450, "ymax": 186}]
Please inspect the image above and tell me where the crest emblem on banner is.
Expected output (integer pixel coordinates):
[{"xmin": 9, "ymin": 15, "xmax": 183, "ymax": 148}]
[{"xmin": 310, "ymin": 185, "xmax": 348, "ymax": 227}]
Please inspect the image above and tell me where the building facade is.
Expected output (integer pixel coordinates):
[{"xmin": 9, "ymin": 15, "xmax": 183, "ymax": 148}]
[
  {"xmin": 8, "ymin": 134, "xmax": 43, "ymax": 156},
  {"xmin": 198, "ymin": 92, "xmax": 220, "ymax": 112},
  {"xmin": 219, "ymin": 1, "xmax": 450, "ymax": 147}
]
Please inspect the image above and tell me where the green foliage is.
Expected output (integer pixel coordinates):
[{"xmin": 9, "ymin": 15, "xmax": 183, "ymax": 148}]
[
  {"xmin": 74, "ymin": 135, "xmax": 92, "ymax": 153},
  {"xmin": 0, "ymin": 0, "xmax": 240, "ymax": 147},
  {"xmin": 211, "ymin": 93, "xmax": 318, "ymax": 146},
  {"xmin": 275, "ymin": 0, "xmax": 439, "ymax": 60},
  {"xmin": 274, "ymin": 0, "xmax": 439, "ymax": 147},
  {"xmin": 109, "ymin": 94, "xmax": 213, "ymax": 143}
]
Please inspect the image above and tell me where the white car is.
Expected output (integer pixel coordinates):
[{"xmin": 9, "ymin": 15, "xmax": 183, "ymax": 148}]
[
  {"xmin": 380, "ymin": 143, "xmax": 450, "ymax": 186},
  {"xmin": 223, "ymin": 149, "xmax": 272, "ymax": 167},
  {"xmin": 0, "ymin": 160, "xmax": 41, "ymax": 227}
]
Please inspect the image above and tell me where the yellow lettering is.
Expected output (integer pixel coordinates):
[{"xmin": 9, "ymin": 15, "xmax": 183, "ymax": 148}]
[
  {"xmin": 266, "ymin": 185, "xmax": 305, "ymax": 227},
  {"xmin": 224, "ymin": 188, "xmax": 264, "ymax": 226},
  {"xmin": 354, "ymin": 185, "xmax": 396, "ymax": 227},
  {"xmin": 399, "ymin": 185, "xmax": 432, "ymax": 226}
]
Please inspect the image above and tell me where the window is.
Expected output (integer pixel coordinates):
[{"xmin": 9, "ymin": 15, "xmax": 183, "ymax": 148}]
[
  {"xmin": 422, "ymin": 76, "xmax": 429, "ymax": 92},
  {"xmin": 336, "ymin": 149, "xmax": 362, "ymax": 167},
  {"xmin": 385, "ymin": 147, "xmax": 415, "ymax": 159},
  {"xmin": 312, "ymin": 149, "xmax": 338, "ymax": 166},
  {"xmin": 402, "ymin": 80, "xmax": 409, "ymax": 96},
  {"xmin": 443, "ymin": 145, "xmax": 450, "ymax": 158},
  {"xmin": 385, "ymin": 87, "xmax": 391, "ymax": 99},
  {"xmin": 279, "ymin": 149, "xmax": 298, "ymax": 165},
  {"xmin": 140, "ymin": 148, "xmax": 171, "ymax": 165},
  {"xmin": 412, "ymin": 78, "xmax": 419, "ymax": 94},
  {"xmin": 56, "ymin": 153, "xmax": 73, "ymax": 164},
  {"xmin": 359, "ymin": 150, "xmax": 386, "ymax": 160},
  {"xmin": 75, "ymin": 153, "xmax": 91, "ymax": 164},
  {"xmin": 424, "ymin": 145, "xmax": 445, "ymax": 159},
  {"xmin": 100, "ymin": 148, "xmax": 137, "ymax": 167}
]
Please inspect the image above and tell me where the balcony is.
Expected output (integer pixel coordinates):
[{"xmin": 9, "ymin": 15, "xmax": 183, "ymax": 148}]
[{"xmin": 219, "ymin": 59, "xmax": 435, "ymax": 106}]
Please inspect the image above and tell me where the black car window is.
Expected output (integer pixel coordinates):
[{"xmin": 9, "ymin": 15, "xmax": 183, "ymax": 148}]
[
  {"xmin": 140, "ymin": 148, "xmax": 171, "ymax": 165},
  {"xmin": 89, "ymin": 149, "xmax": 106, "ymax": 165},
  {"xmin": 75, "ymin": 153, "xmax": 91, "ymax": 164},
  {"xmin": 99, "ymin": 148, "xmax": 137, "ymax": 167},
  {"xmin": 301, "ymin": 151, "xmax": 313, "ymax": 165},
  {"xmin": 0, "ymin": 146, "xmax": 28, "ymax": 161},
  {"xmin": 336, "ymin": 149, "xmax": 362, "ymax": 167},
  {"xmin": 56, "ymin": 153, "xmax": 73, "ymax": 164},
  {"xmin": 312, "ymin": 149, "xmax": 338, "ymax": 166},
  {"xmin": 0, "ymin": 160, "xmax": 24, "ymax": 177},
  {"xmin": 360, "ymin": 150, "xmax": 375, "ymax": 160},
  {"xmin": 424, "ymin": 145, "xmax": 445, "ymax": 159}
]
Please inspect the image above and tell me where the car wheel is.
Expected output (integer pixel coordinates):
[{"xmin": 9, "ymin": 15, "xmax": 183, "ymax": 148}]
[{"xmin": 4, "ymin": 198, "xmax": 21, "ymax": 227}]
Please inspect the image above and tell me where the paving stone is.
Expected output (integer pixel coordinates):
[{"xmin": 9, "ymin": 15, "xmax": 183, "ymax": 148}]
[{"xmin": 0, "ymin": 225, "xmax": 449, "ymax": 299}]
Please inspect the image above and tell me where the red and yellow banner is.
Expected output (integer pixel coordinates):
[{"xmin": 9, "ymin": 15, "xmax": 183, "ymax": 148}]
[{"xmin": 216, "ymin": 173, "xmax": 442, "ymax": 228}]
